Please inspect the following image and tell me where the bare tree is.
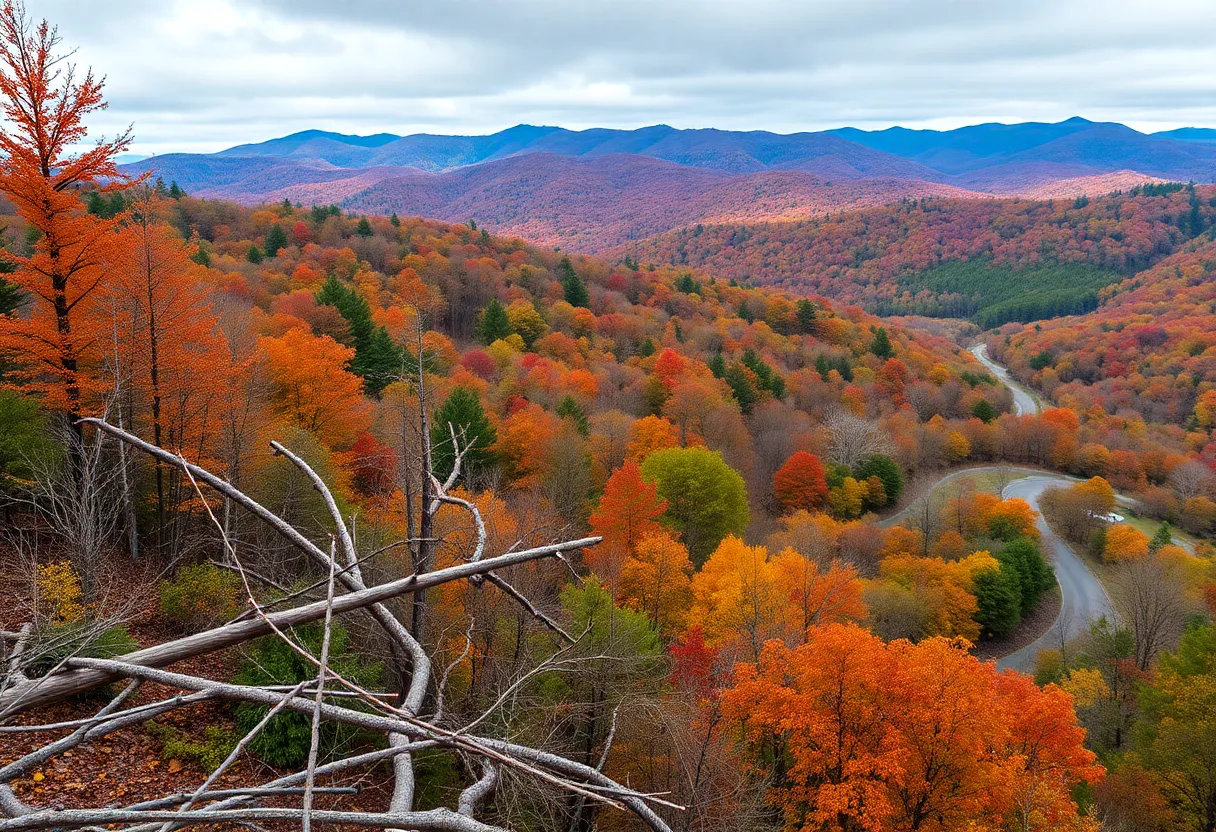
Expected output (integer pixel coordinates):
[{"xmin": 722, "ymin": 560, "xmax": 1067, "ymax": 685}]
[
  {"xmin": 823, "ymin": 409, "xmax": 893, "ymax": 468},
  {"xmin": 0, "ymin": 418, "xmax": 677, "ymax": 832},
  {"xmin": 1112, "ymin": 555, "xmax": 1190, "ymax": 672},
  {"xmin": 1169, "ymin": 459, "xmax": 1215, "ymax": 500},
  {"xmin": 908, "ymin": 491, "xmax": 944, "ymax": 557},
  {"xmin": 17, "ymin": 423, "xmax": 124, "ymax": 601}
]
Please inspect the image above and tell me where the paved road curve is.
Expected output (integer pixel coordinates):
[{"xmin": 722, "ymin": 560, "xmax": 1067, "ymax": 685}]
[
  {"xmin": 995, "ymin": 475, "xmax": 1114, "ymax": 672},
  {"xmin": 971, "ymin": 343, "xmax": 1040, "ymax": 416}
]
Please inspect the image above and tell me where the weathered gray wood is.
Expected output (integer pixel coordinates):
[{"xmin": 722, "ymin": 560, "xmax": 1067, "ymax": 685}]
[{"xmin": 0, "ymin": 538, "xmax": 598, "ymax": 718}]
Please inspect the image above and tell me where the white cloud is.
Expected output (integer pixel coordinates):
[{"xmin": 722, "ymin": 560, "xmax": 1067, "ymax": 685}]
[{"xmin": 36, "ymin": 0, "xmax": 1216, "ymax": 154}]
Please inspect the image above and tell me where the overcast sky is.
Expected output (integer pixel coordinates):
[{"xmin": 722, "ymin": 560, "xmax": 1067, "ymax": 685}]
[{"xmin": 38, "ymin": 0, "xmax": 1216, "ymax": 156}]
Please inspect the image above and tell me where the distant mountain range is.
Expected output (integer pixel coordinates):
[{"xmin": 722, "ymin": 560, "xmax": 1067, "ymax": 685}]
[{"xmin": 125, "ymin": 117, "xmax": 1216, "ymax": 251}]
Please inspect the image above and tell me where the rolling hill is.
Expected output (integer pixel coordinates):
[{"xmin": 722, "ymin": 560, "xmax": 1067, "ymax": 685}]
[
  {"xmin": 617, "ymin": 184, "xmax": 1216, "ymax": 327},
  {"xmin": 124, "ymin": 118, "xmax": 1216, "ymax": 251}
]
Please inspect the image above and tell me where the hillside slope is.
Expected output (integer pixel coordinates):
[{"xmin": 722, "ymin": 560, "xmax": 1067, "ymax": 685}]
[{"xmin": 618, "ymin": 184, "xmax": 1216, "ymax": 326}]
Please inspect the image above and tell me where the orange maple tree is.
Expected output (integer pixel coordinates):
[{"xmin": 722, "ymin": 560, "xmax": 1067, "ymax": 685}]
[
  {"xmin": 772, "ymin": 450, "xmax": 829, "ymax": 512},
  {"xmin": 587, "ymin": 460, "xmax": 668, "ymax": 583},
  {"xmin": 723, "ymin": 623, "xmax": 1103, "ymax": 832},
  {"xmin": 0, "ymin": 1, "xmax": 137, "ymax": 418},
  {"xmin": 258, "ymin": 327, "xmax": 371, "ymax": 448}
]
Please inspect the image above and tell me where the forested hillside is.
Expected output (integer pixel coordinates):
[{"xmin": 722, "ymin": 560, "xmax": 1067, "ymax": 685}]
[
  {"xmin": 3, "ymin": 6, "xmax": 1216, "ymax": 832},
  {"xmin": 621, "ymin": 183, "xmax": 1216, "ymax": 325},
  {"xmin": 992, "ymin": 237, "xmax": 1216, "ymax": 433}
]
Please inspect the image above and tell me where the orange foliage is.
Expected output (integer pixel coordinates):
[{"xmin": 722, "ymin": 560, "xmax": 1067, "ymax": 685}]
[
  {"xmin": 772, "ymin": 451, "xmax": 829, "ymax": 512},
  {"xmin": 259, "ymin": 328, "xmax": 370, "ymax": 448},
  {"xmin": 0, "ymin": 6, "xmax": 135, "ymax": 414},
  {"xmin": 723, "ymin": 624, "xmax": 1102, "ymax": 832}
]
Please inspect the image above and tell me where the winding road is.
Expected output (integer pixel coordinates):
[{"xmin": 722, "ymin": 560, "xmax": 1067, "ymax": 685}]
[
  {"xmin": 971, "ymin": 343, "xmax": 1040, "ymax": 416},
  {"xmin": 882, "ymin": 347, "xmax": 1113, "ymax": 671},
  {"xmin": 995, "ymin": 476, "xmax": 1114, "ymax": 671}
]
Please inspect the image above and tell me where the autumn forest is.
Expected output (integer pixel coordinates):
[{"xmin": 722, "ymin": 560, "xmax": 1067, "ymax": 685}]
[{"xmin": 1, "ymin": 4, "xmax": 1215, "ymax": 832}]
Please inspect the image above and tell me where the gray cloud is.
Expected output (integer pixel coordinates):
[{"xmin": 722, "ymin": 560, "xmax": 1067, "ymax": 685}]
[{"xmin": 37, "ymin": 0, "xmax": 1216, "ymax": 155}]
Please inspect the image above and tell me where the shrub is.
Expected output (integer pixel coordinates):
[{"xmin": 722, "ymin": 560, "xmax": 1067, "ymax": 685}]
[
  {"xmin": 159, "ymin": 563, "xmax": 242, "ymax": 630},
  {"xmin": 36, "ymin": 561, "xmax": 85, "ymax": 624},
  {"xmin": 855, "ymin": 455, "xmax": 903, "ymax": 505},
  {"xmin": 25, "ymin": 623, "xmax": 138, "ymax": 677},
  {"xmin": 232, "ymin": 623, "xmax": 383, "ymax": 768},
  {"xmin": 997, "ymin": 538, "xmax": 1055, "ymax": 614},
  {"xmin": 973, "ymin": 566, "xmax": 1022, "ymax": 637},
  {"xmin": 146, "ymin": 721, "xmax": 238, "ymax": 772}
]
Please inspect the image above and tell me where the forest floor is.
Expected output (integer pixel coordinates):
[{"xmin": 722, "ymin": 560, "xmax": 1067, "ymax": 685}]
[{"xmin": 0, "ymin": 551, "xmax": 397, "ymax": 826}]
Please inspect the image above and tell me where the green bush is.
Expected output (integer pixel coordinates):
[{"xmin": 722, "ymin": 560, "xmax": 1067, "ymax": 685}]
[
  {"xmin": 25, "ymin": 623, "xmax": 138, "ymax": 677},
  {"xmin": 997, "ymin": 538, "xmax": 1055, "ymax": 614},
  {"xmin": 146, "ymin": 721, "xmax": 237, "ymax": 772},
  {"xmin": 232, "ymin": 623, "xmax": 383, "ymax": 768},
  {"xmin": 973, "ymin": 566, "xmax": 1022, "ymax": 637},
  {"xmin": 855, "ymin": 455, "xmax": 904, "ymax": 504},
  {"xmin": 159, "ymin": 563, "xmax": 242, "ymax": 630}
]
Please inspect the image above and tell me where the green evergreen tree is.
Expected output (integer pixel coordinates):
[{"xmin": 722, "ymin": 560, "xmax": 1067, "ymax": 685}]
[
  {"xmin": 637, "ymin": 338, "xmax": 656, "ymax": 358},
  {"xmin": 971, "ymin": 399, "xmax": 998, "ymax": 424},
  {"xmin": 870, "ymin": 326, "xmax": 894, "ymax": 359},
  {"xmin": 281, "ymin": 198, "xmax": 293, "ymax": 213},
  {"xmin": 796, "ymin": 298, "xmax": 818, "ymax": 333},
  {"xmin": 854, "ymin": 455, "xmax": 903, "ymax": 504},
  {"xmin": 834, "ymin": 355, "xmax": 853, "ymax": 382},
  {"xmin": 724, "ymin": 363, "xmax": 758, "ymax": 415},
  {"xmin": 996, "ymin": 538, "xmax": 1054, "ymax": 614},
  {"xmin": 191, "ymin": 246, "xmax": 211, "ymax": 268},
  {"xmin": 263, "ymin": 223, "xmax": 288, "ymax": 258},
  {"xmin": 356, "ymin": 216, "xmax": 374, "ymax": 237},
  {"xmin": 1150, "ymin": 522, "xmax": 1175, "ymax": 553},
  {"xmin": 431, "ymin": 388, "xmax": 498, "ymax": 483},
  {"xmin": 814, "ymin": 353, "xmax": 830, "ymax": 380},
  {"xmin": 168, "ymin": 181, "xmax": 185, "ymax": 199},
  {"xmin": 315, "ymin": 276, "xmax": 392, "ymax": 393},
  {"xmin": 246, "ymin": 244, "xmax": 263, "ymax": 264},
  {"xmin": 557, "ymin": 395, "xmax": 590, "ymax": 437},
  {"xmin": 973, "ymin": 567, "xmax": 1022, "ymax": 637},
  {"xmin": 389, "ymin": 212, "xmax": 400, "ymax": 227},
  {"xmin": 708, "ymin": 352, "xmax": 726, "ymax": 378},
  {"xmin": 560, "ymin": 256, "xmax": 590, "ymax": 307},
  {"xmin": 357, "ymin": 326, "xmax": 402, "ymax": 396},
  {"xmin": 476, "ymin": 299, "xmax": 513, "ymax": 345}
]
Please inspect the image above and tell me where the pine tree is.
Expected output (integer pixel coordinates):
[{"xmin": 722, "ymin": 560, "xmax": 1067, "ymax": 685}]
[
  {"xmin": 246, "ymin": 244, "xmax": 263, "ymax": 264},
  {"xmin": 557, "ymin": 395, "xmax": 590, "ymax": 436},
  {"xmin": 560, "ymin": 256, "xmax": 590, "ymax": 307},
  {"xmin": 724, "ymin": 363, "xmax": 758, "ymax": 415},
  {"xmin": 431, "ymin": 387, "xmax": 498, "ymax": 483},
  {"xmin": 315, "ymin": 276, "xmax": 391, "ymax": 393},
  {"xmin": 167, "ymin": 181, "xmax": 185, "ymax": 199},
  {"xmin": 796, "ymin": 298, "xmax": 817, "ymax": 333},
  {"xmin": 971, "ymin": 399, "xmax": 997, "ymax": 423},
  {"xmin": 834, "ymin": 355, "xmax": 853, "ymax": 382},
  {"xmin": 870, "ymin": 327, "xmax": 894, "ymax": 359},
  {"xmin": 356, "ymin": 326, "xmax": 402, "ymax": 396},
  {"xmin": 356, "ymin": 216, "xmax": 373, "ymax": 237},
  {"xmin": 389, "ymin": 212, "xmax": 400, "ymax": 227},
  {"xmin": 263, "ymin": 223, "xmax": 288, "ymax": 258},
  {"xmin": 476, "ymin": 298, "xmax": 513, "ymax": 344},
  {"xmin": 708, "ymin": 352, "xmax": 726, "ymax": 378},
  {"xmin": 1149, "ymin": 522, "xmax": 1175, "ymax": 553},
  {"xmin": 814, "ymin": 354, "xmax": 830, "ymax": 380}
]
